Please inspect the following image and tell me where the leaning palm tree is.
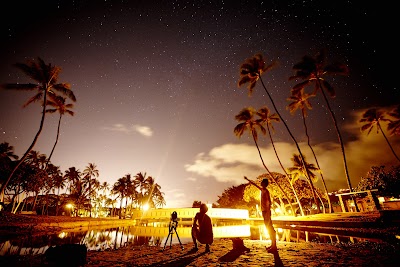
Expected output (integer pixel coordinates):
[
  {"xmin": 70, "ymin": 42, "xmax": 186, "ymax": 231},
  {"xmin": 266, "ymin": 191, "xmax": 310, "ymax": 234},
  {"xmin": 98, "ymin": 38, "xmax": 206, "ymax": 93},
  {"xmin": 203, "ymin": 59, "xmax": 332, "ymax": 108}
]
[
  {"xmin": 256, "ymin": 106, "xmax": 305, "ymax": 216},
  {"xmin": 45, "ymin": 96, "xmax": 75, "ymax": 167},
  {"xmin": 287, "ymin": 154, "xmax": 320, "ymax": 212},
  {"xmin": 360, "ymin": 108, "xmax": 400, "ymax": 162},
  {"xmin": 0, "ymin": 57, "xmax": 76, "ymax": 202},
  {"xmin": 289, "ymin": 49, "xmax": 353, "ymax": 196},
  {"xmin": 287, "ymin": 88, "xmax": 332, "ymax": 213},
  {"xmin": 238, "ymin": 53, "xmax": 320, "ymax": 213},
  {"xmin": 388, "ymin": 105, "xmax": 400, "ymax": 136},
  {"xmin": 234, "ymin": 107, "xmax": 295, "ymax": 215}
]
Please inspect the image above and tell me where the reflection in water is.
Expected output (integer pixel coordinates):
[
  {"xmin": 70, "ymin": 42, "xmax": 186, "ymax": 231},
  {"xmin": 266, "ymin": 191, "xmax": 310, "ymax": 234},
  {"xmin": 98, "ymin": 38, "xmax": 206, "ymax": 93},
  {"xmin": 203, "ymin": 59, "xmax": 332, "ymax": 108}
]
[{"xmin": 0, "ymin": 222, "xmax": 391, "ymax": 257}]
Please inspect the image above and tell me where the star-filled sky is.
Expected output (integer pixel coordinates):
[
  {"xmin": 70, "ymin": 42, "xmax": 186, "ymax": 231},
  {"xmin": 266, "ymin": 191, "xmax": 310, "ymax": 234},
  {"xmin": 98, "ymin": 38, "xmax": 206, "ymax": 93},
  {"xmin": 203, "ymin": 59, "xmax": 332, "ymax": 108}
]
[{"xmin": 0, "ymin": 1, "xmax": 398, "ymax": 208}]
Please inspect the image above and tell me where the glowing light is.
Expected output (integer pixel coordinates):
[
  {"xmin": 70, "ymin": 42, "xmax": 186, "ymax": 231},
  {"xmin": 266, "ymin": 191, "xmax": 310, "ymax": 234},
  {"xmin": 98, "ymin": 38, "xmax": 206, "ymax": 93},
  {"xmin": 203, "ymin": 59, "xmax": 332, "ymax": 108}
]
[
  {"xmin": 66, "ymin": 203, "xmax": 73, "ymax": 209},
  {"xmin": 142, "ymin": 204, "xmax": 149, "ymax": 211}
]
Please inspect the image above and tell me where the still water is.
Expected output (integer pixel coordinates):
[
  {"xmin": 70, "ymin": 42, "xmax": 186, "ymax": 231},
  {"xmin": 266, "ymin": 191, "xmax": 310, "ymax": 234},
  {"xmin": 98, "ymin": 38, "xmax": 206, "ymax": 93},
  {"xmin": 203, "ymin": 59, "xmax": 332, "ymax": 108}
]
[{"xmin": 0, "ymin": 221, "xmax": 394, "ymax": 256}]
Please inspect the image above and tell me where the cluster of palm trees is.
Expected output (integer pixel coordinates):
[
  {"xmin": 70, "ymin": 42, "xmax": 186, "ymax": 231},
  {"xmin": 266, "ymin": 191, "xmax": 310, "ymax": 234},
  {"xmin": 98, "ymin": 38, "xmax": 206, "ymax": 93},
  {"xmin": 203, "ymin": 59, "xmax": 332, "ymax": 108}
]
[
  {"xmin": 235, "ymin": 50, "xmax": 400, "ymax": 215},
  {"xmin": 0, "ymin": 142, "xmax": 165, "ymax": 217},
  {"xmin": 0, "ymin": 57, "xmax": 76, "ymax": 203},
  {"xmin": 0, "ymin": 57, "xmax": 166, "ymax": 217}
]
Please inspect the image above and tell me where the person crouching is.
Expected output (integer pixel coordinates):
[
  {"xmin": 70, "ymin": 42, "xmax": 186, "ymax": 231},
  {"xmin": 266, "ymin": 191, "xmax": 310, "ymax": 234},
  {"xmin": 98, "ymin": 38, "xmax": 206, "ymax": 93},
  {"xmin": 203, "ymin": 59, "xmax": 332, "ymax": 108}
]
[{"xmin": 190, "ymin": 203, "xmax": 213, "ymax": 253}]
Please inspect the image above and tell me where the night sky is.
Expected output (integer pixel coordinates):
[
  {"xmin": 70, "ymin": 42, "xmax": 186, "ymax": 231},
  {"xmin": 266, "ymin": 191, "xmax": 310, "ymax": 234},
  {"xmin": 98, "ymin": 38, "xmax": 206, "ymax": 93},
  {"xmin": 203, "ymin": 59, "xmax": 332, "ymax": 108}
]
[{"xmin": 0, "ymin": 0, "xmax": 398, "ymax": 208}]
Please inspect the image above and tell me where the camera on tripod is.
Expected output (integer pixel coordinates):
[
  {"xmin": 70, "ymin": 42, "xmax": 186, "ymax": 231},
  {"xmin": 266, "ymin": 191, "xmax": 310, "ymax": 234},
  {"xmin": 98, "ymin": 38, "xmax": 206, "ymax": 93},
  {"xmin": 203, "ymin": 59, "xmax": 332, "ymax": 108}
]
[
  {"xmin": 171, "ymin": 211, "xmax": 178, "ymax": 222},
  {"xmin": 163, "ymin": 211, "xmax": 184, "ymax": 250},
  {"xmin": 169, "ymin": 211, "xmax": 178, "ymax": 229}
]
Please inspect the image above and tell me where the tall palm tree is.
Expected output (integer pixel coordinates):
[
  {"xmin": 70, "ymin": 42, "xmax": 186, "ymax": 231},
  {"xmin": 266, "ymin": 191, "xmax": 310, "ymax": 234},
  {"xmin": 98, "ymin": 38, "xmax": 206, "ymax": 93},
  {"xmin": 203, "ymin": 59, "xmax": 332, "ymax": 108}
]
[
  {"xmin": 289, "ymin": 49, "xmax": 353, "ymax": 197},
  {"xmin": 360, "ymin": 108, "xmax": 400, "ymax": 162},
  {"xmin": 112, "ymin": 176, "xmax": 128, "ymax": 219},
  {"xmin": 256, "ymin": 106, "xmax": 305, "ymax": 216},
  {"xmin": 287, "ymin": 154, "xmax": 320, "ymax": 212},
  {"xmin": 83, "ymin": 163, "xmax": 100, "ymax": 217},
  {"xmin": 287, "ymin": 88, "xmax": 333, "ymax": 212},
  {"xmin": 142, "ymin": 175, "xmax": 165, "ymax": 208},
  {"xmin": 238, "ymin": 53, "xmax": 320, "ymax": 213},
  {"xmin": 45, "ymin": 96, "xmax": 75, "ymax": 167},
  {"xmin": 388, "ymin": 105, "xmax": 400, "ymax": 136},
  {"xmin": 234, "ymin": 107, "xmax": 295, "ymax": 215},
  {"xmin": 64, "ymin": 167, "xmax": 81, "ymax": 195},
  {"xmin": 0, "ymin": 57, "xmax": 76, "ymax": 202},
  {"xmin": 134, "ymin": 172, "xmax": 150, "ymax": 209}
]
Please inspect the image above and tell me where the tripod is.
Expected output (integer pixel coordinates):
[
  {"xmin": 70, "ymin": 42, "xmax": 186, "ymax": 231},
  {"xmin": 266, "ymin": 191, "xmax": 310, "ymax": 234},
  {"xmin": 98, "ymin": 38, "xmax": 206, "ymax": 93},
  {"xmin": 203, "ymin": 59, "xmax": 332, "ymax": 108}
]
[{"xmin": 162, "ymin": 220, "xmax": 184, "ymax": 251}]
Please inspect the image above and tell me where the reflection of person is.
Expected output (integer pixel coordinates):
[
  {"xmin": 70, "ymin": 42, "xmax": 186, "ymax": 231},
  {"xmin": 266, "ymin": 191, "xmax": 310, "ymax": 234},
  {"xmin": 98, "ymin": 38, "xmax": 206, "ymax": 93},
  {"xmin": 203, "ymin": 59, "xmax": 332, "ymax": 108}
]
[
  {"xmin": 244, "ymin": 176, "xmax": 277, "ymax": 252},
  {"xmin": 190, "ymin": 203, "xmax": 213, "ymax": 253}
]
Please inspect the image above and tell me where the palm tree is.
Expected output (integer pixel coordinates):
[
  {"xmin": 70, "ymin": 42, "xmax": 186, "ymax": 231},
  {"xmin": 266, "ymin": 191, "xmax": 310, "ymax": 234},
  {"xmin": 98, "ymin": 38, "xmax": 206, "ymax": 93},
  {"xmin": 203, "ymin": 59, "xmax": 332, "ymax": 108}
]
[
  {"xmin": 45, "ymin": 96, "xmax": 75, "ymax": 167},
  {"xmin": 0, "ymin": 142, "xmax": 19, "ymax": 161},
  {"xmin": 0, "ymin": 142, "xmax": 19, "ymax": 185},
  {"xmin": 287, "ymin": 88, "xmax": 332, "ymax": 212},
  {"xmin": 0, "ymin": 57, "xmax": 76, "ymax": 202},
  {"xmin": 289, "ymin": 49, "xmax": 353, "ymax": 197},
  {"xmin": 388, "ymin": 105, "xmax": 400, "ymax": 136},
  {"xmin": 256, "ymin": 106, "xmax": 305, "ymax": 216},
  {"xmin": 142, "ymin": 175, "xmax": 165, "ymax": 208},
  {"xmin": 360, "ymin": 108, "xmax": 400, "ymax": 162},
  {"xmin": 238, "ymin": 53, "xmax": 320, "ymax": 213},
  {"xmin": 134, "ymin": 172, "xmax": 150, "ymax": 209},
  {"xmin": 83, "ymin": 163, "xmax": 100, "ymax": 217},
  {"xmin": 234, "ymin": 107, "xmax": 295, "ymax": 215},
  {"xmin": 287, "ymin": 154, "xmax": 321, "ymax": 212},
  {"xmin": 112, "ymin": 176, "xmax": 128, "ymax": 219},
  {"xmin": 64, "ymin": 167, "xmax": 81, "ymax": 195}
]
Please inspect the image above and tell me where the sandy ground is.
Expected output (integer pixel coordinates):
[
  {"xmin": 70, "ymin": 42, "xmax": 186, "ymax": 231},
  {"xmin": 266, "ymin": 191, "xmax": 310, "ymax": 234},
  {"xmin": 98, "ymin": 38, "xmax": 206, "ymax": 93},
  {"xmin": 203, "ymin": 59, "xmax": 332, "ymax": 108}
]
[
  {"xmin": 2, "ymin": 238, "xmax": 399, "ymax": 266},
  {"xmin": 1, "ymin": 212, "xmax": 400, "ymax": 266}
]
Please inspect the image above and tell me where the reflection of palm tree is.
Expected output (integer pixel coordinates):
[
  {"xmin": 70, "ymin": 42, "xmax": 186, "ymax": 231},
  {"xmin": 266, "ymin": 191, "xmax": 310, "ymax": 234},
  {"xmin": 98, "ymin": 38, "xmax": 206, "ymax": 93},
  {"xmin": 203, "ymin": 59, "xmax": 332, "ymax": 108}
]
[
  {"xmin": 0, "ymin": 58, "xmax": 76, "ymax": 202},
  {"xmin": 45, "ymin": 96, "xmax": 74, "ymax": 167},
  {"xmin": 388, "ymin": 105, "xmax": 400, "ymax": 136},
  {"xmin": 287, "ymin": 154, "xmax": 320, "ymax": 211},
  {"xmin": 360, "ymin": 108, "xmax": 400, "ymax": 162},
  {"xmin": 238, "ymin": 53, "xmax": 319, "ymax": 213},
  {"xmin": 287, "ymin": 88, "xmax": 332, "ymax": 213},
  {"xmin": 256, "ymin": 106, "xmax": 304, "ymax": 215},
  {"xmin": 234, "ymin": 107, "xmax": 295, "ymax": 215},
  {"xmin": 290, "ymin": 49, "xmax": 353, "ymax": 196}
]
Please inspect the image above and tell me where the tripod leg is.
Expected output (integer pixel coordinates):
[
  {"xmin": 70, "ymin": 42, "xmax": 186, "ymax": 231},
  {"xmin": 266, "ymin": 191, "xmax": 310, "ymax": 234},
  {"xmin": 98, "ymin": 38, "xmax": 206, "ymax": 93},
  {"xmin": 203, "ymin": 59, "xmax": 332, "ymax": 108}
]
[
  {"xmin": 163, "ymin": 232, "xmax": 172, "ymax": 251},
  {"xmin": 174, "ymin": 228, "xmax": 184, "ymax": 250}
]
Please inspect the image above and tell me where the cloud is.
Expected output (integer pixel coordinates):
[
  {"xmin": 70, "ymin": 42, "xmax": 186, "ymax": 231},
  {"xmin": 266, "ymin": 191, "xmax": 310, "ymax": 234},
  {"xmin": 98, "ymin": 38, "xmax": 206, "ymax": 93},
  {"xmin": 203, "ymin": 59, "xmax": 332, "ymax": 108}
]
[
  {"xmin": 185, "ymin": 108, "xmax": 400, "ymax": 191},
  {"xmin": 102, "ymin": 123, "xmax": 153, "ymax": 137}
]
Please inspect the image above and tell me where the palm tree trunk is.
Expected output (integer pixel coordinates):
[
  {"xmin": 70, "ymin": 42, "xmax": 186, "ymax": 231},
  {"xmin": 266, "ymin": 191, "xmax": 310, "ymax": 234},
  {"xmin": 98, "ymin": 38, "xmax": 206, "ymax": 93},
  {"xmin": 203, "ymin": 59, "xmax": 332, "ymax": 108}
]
[
  {"xmin": 266, "ymin": 127, "xmax": 304, "ymax": 216},
  {"xmin": 259, "ymin": 77, "xmax": 321, "ymax": 213},
  {"xmin": 301, "ymin": 110, "xmax": 333, "ymax": 213},
  {"xmin": 46, "ymin": 114, "xmax": 62, "ymax": 168},
  {"xmin": 317, "ymin": 80, "xmax": 358, "ymax": 211},
  {"xmin": 252, "ymin": 134, "xmax": 295, "ymax": 215},
  {"xmin": 378, "ymin": 124, "xmax": 400, "ymax": 162},
  {"xmin": 0, "ymin": 89, "xmax": 48, "ymax": 204}
]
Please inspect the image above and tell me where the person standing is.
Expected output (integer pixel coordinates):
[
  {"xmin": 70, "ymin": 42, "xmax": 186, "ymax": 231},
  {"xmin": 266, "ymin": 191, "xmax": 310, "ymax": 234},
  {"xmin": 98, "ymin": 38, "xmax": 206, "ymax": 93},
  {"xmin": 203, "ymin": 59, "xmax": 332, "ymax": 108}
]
[
  {"xmin": 244, "ymin": 176, "xmax": 277, "ymax": 252},
  {"xmin": 190, "ymin": 203, "xmax": 213, "ymax": 253}
]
